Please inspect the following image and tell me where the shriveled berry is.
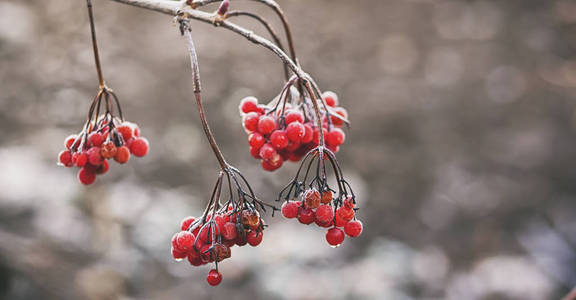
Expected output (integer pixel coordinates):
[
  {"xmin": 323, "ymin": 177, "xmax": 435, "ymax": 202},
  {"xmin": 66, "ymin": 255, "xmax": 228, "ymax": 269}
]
[
  {"xmin": 206, "ymin": 269, "xmax": 222, "ymax": 286},
  {"xmin": 336, "ymin": 206, "xmax": 355, "ymax": 222},
  {"xmin": 248, "ymin": 132, "xmax": 265, "ymax": 149},
  {"xmin": 114, "ymin": 146, "xmax": 130, "ymax": 164},
  {"xmin": 87, "ymin": 147, "xmax": 103, "ymax": 165},
  {"xmin": 257, "ymin": 115, "xmax": 276, "ymax": 134},
  {"xmin": 243, "ymin": 112, "xmax": 260, "ymax": 132},
  {"xmin": 321, "ymin": 190, "xmax": 333, "ymax": 204},
  {"xmin": 281, "ymin": 201, "xmax": 299, "ymax": 219},
  {"xmin": 344, "ymin": 220, "xmax": 363, "ymax": 237},
  {"xmin": 304, "ymin": 189, "xmax": 321, "ymax": 209},
  {"xmin": 130, "ymin": 137, "xmax": 149, "ymax": 157},
  {"xmin": 316, "ymin": 205, "xmax": 334, "ymax": 224},
  {"xmin": 188, "ymin": 253, "xmax": 203, "ymax": 266},
  {"xmin": 88, "ymin": 132, "xmax": 105, "ymax": 147},
  {"xmin": 270, "ymin": 130, "xmax": 289, "ymax": 149},
  {"xmin": 180, "ymin": 216, "xmax": 196, "ymax": 231},
  {"xmin": 100, "ymin": 141, "xmax": 117, "ymax": 159},
  {"xmin": 247, "ymin": 230, "xmax": 263, "ymax": 247},
  {"xmin": 241, "ymin": 210, "xmax": 260, "ymax": 227},
  {"xmin": 285, "ymin": 110, "xmax": 304, "ymax": 124},
  {"xmin": 78, "ymin": 168, "xmax": 96, "ymax": 185},
  {"xmin": 213, "ymin": 244, "xmax": 231, "ymax": 261},
  {"xmin": 286, "ymin": 122, "xmax": 305, "ymax": 143},
  {"xmin": 298, "ymin": 208, "xmax": 315, "ymax": 224},
  {"xmin": 240, "ymin": 96, "xmax": 259, "ymax": 113},
  {"xmin": 58, "ymin": 150, "xmax": 73, "ymax": 167},
  {"xmin": 326, "ymin": 227, "xmax": 345, "ymax": 246},
  {"xmin": 222, "ymin": 222, "xmax": 238, "ymax": 240}
]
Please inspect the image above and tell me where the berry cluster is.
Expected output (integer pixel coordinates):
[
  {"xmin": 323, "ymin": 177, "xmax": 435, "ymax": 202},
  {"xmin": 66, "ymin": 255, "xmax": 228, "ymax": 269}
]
[
  {"xmin": 239, "ymin": 86, "xmax": 349, "ymax": 171},
  {"xmin": 170, "ymin": 168, "xmax": 275, "ymax": 286},
  {"xmin": 57, "ymin": 88, "xmax": 148, "ymax": 185},
  {"xmin": 278, "ymin": 146, "xmax": 362, "ymax": 247},
  {"xmin": 282, "ymin": 189, "xmax": 362, "ymax": 246}
]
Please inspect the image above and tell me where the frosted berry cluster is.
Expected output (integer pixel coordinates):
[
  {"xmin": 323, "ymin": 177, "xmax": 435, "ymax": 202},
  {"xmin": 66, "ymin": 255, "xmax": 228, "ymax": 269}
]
[
  {"xmin": 239, "ymin": 91, "xmax": 348, "ymax": 171},
  {"xmin": 281, "ymin": 188, "xmax": 362, "ymax": 246},
  {"xmin": 58, "ymin": 118, "xmax": 149, "ymax": 185},
  {"xmin": 171, "ymin": 206, "xmax": 266, "ymax": 286}
]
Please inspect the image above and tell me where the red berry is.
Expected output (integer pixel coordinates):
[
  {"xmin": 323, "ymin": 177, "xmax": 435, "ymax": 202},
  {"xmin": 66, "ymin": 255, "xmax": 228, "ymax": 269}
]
[
  {"xmin": 330, "ymin": 107, "xmax": 348, "ymax": 126},
  {"xmin": 285, "ymin": 110, "xmax": 304, "ymax": 124},
  {"xmin": 335, "ymin": 213, "xmax": 348, "ymax": 227},
  {"xmin": 206, "ymin": 269, "xmax": 222, "ymax": 286},
  {"xmin": 95, "ymin": 160, "xmax": 109, "ymax": 174},
  {"xmin": 88, "ymin": 132, "xmax": 105, "ymax": 147},
  {"xmin": 322, "ymin": 91, "xmax": 339, "ymax": 107},
  {"xmin": 315, "ymin": 218, "xmax": 333, "ymax": 228},
  {"xmin": 248, "ymin": 132, "xmax": 265, "ymax": 149},
  {"xmin": 326, "ymin": 228, "xmax": 345, "ymax": 246},
  {"xmin": 298, "ymin": 208, "xmax": 315, "ymax": 224},
  {"xmin": 344, "ymin": 220, "xmax": 363, "ymax": 237},
  {"xmin": 270, "ymin": 130, "xmax": 289, "ymax": 149},
  {"xmin": 327, "ymin": 128, "xmax": 345, "ymax": 146},
  {"xmin": 321, "ymin": 191, "xmax": 332, "ymax": 204},
  {"xmin": 286, "ymin": 122, "xmax": 305, "ymax": 143},
  {"xmin": 243, "ymin": 112, "xmax": 260, "ymax": 132},
  {"xmin": 259, "ymin": 144, "xmax": 276, "ymax": 161},
  {"xmin": 222, "ymin": 222, "xmax": 238, "ymax": 240},
  {"xmin": 180, "ymin": 216, "xmax": 196, "ymax": 231},
  {"xmin": 281, "ymin": 202, "xmax": 299, "ymax": 219},
  {"xmin": 316, "ymin": 205, "xmax": 334, "ymax": 224},
  {"xmin": 130, "ymin": 122, "xmax": 141, "ymax": 137},
  {"xmin": 236, "ymin": 236, "xmax": 248, "ymax": 247},
  {"xmin": 187, "ymin": 253, "xmax": 203, "ymax": 266},
  {"xmin": 130, "ymin": 137, "xmax": 149, "ymax": 157},
  {"xmin": 65, "ymin": 135, "xmax": 77, "ymax": 149},
  {"xmin": 78, "ymin": 168, "xmax": 96, "ymax": 185},
  {"xmin": 100, "ymin": 141, "xmax": 117, "ymax": 159},
  {"xmin": 58, "ymin": 150, "xmax": 72, "ymax": 167},
  {"xmin": 172, "ymin": 247, "xmax": 187, "ymax": 260},
  {"xmin": 117, "ymin": 124, "xmax": 133, "ymax": 141},
  {"xmin": 240, "ymin": 96, "xmax": 259, "ymax": 113},
  {"xmin": 336, "ymin": 207, "xmax": 355, "ymax": 222},
  {"xmin": 87, "ymin": 147, "xmax": 103, "ymax": 166},
  {"xmin": 247, "ymin": 230, "xmax": 263, "ymax": 247},
  {"xmin": 214, "ymin": 215, "xmax": 227, "ymax": 233},
  {"xmin": 176, "ymin": 231, "xmax": 195, "ymax": 251},
  {"xmin": 301, "ymin": 123, "xmax": 314, "ymax": 144},
  {"xmin": 249, "ymin": 146, "xmax": 261, "ymax": 159},
  {"xmin": 304, "ymin": 189, "xmax": 321, "ymax": 209},
  {"xmin": 114, "ymin": 146, "xmax": 130, "ymax": 164},
  {"xmin": 257, "ymin": 115, "xmax": 276, "ymax": 134},
  {"xmin": 261, "ymin": 158, "xmax": 282, "ymax": 171}
]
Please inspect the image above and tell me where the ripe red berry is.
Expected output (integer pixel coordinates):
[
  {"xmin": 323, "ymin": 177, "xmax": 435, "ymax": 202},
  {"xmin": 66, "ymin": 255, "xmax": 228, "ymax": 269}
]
[
  {"xmin": 322, "ymin": 91, "xmax": 339, "ymax": 107},
  {"xmin": 249, "ymin": 146, "xmax": 261, "ymax": 159},
  {"xmin": 259, "ymin": 143, "xmax": 276, "ymax": 161},
  {"xmin": 88, "ymin": 132, "xmax": 105, "ymax": 147},
  {"xmin": 206, "ymin": 269, "xmax": 222, "ymax": 286},
  {"xmin": 130, "ymin": 137, "xmax": 149, "ymax": 157},
  {"xmin": 330, "ymin": 107, "xmax": 348, "ymax": 126},
  {"xmin": 327, "ymin": 128, "xmax": 345, "ymax": 147},
  {"xmin": 100, "ymin": 141, "xmax": 117, "ymax": 159},
  {"xmin": 248, "ymin": 132, "xmax": 265, "ymax": 149},
  {"xmin": 180, "ymin": 216, "xmax": 196, "ymax": 231},
  {"xmin": 239, "ymin": 96, "xmax": 259, "ymax": 113},
  {"xmin": 172, "ymin": 247, "xmax": 187, "ymax": 260},
  {"xmin": 301, "ymin": 123, "xmax": 314, "ymax": 144},
  {"xmin": 326, "ymin": 228, "xmax": 345, "ymax": 246},
  {"xmin": 344, "ymin": 220, "xmax": 363, "ymax": 237},
  {"xmin": 114, "ymin": 146, "xmax": 130, "ymax": 164},
  {"xmin": 270, "ymin": 130, "xmax": 289, "ymax": 149},
  {"xmin": 257, "ymin": 115, "xmax": 276, "ymax": 134},
  {"xmin": 286, "ymin": 122, "xmax": 305, "ymax": 143},
  {"xmin": 65, "ymin": 135, "xmax": 77, "ymax": 149},
  {"xmin": 298, "ymin": 208, "xmax": 315, "ymax": 224},
  {"xmin": 335, "ymin": 213, "xmax": 348, "ymax": 227},
  {"xmin": 58, "ymin": 150, "xmax": 72, "ymax": 167},
  {"xmin": 78, "ymin": 167, "xmax": 96, "ymax": 185},
  {"xmin": 87, "ymin": 147, "xmax": 103, "ymax": 165},
  {"xmin": 261, "ymin": 158, "xmax": 282, "ymax": 171},
  {"xmin": 304, "ymin": 189, "xmax": 321, "ymax": 209},
  {"xmin": 95, "ymin": 160, "xmax": 109, "ymax": 174},
  {"xmin": 243, "ymin": 112, "xmax": 260, "ymax": 132},
  {"xmin": 73, "ymin": 152, "xmax": 88, "ymax": 167},
  {"xmin": 222, "ymin": 222, "xmax": 238, "ymax": 240},
  {"xmin": 281, "ymin": 201, "xmax": 299, "ymax": 219},
  {"xmin": 316, "ymin": 205, "xmax": 334, "ymax": 224},
  {"xmin": 247, "ymin": 230, "xmax": 263, "ymax": 246},
  {"xmin": 285, "ymin": 110, "xmax": 304, "ymax": 124},
  {"xmin": 176, "ymin": 231, "xmax": 195, "ymax": 252},
  {"xmin": 315, "ymin": 218, "xmax": 333, "ymax": 228},
  {"xmin": 336, "ymin": 207, "xmax": 355, "ymax": 222},
  {"xmin": 117, "ymin": 124, "xmax": 133, "ymax": 141}
]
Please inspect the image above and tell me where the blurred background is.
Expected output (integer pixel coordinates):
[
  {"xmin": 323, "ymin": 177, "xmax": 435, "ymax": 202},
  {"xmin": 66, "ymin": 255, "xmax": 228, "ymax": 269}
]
[{"xmin": 0, "ymin": 0, "xmax": 575, "ymax": 299}]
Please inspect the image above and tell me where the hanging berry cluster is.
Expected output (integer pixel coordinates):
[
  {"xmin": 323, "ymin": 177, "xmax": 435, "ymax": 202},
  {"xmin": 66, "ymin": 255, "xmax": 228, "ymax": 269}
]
[
  {"xmin": 239, "ymin": 77, "xmax": 350, "ymax": 171},
  {"xmin": 170, "ymin": 167, "xmax": 273, "ymax": 286},
  {"xmin": 57, "ymin": 91, "xmax": 149, "ymax": 185},
  {"xmin": 278, "ymin": 147, "xmax": 363, "ymax": 246}
]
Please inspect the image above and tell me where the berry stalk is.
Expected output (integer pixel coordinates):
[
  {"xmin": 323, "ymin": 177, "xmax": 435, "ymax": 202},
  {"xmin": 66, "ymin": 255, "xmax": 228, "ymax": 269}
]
[{"xmin": 86, "ymin": 0, "xmax": 106, "ymax": 88}]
